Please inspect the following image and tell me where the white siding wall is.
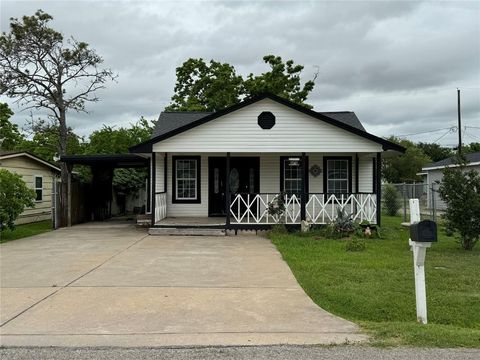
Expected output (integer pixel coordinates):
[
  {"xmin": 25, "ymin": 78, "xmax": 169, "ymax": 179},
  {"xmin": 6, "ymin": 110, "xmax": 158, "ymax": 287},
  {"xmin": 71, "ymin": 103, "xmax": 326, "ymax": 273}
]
[
  {"xmin": 358, "ymin": 155, "xmax": 374, "ymax": 193},
  {"xmin": 153, "ymin": 98, "xmax": 382, "ymax": 153},
  {"xmin": 153, "ymin": 152, "xmax": 373, "ymax": 218}
]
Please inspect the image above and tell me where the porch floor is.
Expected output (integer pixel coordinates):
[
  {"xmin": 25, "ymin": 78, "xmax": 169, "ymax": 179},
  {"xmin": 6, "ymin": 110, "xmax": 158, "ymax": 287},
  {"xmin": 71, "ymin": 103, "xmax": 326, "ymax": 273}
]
[{"xmin": 156, "ymin": 217, "xmax": 226, "ymax": 227}]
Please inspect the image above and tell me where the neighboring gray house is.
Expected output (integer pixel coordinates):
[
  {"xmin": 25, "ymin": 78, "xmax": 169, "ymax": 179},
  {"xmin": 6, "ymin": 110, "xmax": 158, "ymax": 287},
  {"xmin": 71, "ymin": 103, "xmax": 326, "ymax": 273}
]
[
  {"xmin": 129, "ymin": 93, "xmax": 405, "ymax": 230},
  {"xmin": 421, "ymin": 151, "xmax": 480, "ymax": 210}
]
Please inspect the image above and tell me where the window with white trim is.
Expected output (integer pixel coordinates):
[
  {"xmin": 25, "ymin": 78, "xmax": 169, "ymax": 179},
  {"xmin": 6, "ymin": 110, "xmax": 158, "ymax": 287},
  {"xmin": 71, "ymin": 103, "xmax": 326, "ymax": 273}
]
[
  {"xmin": 283, "ymin": 159, "xmax": 302, "ymax": 194},
  {"xmin": 326, "ymin": 159, "xmax": 349, "ymax": 193},
  {"xmin": 34, "ymin": 176, "xmax": 43, "ymax": 201},
  {"xmin": 175, "ymin": 158, "xmax": 198, "ymax": 200}
]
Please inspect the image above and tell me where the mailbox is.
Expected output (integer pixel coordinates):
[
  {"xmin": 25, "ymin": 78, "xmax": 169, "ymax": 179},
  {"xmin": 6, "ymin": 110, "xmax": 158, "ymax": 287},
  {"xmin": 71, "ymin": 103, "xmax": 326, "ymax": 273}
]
[{"xmin": 410, "ymin": 220, "xmax": 437, "ymax": 242}]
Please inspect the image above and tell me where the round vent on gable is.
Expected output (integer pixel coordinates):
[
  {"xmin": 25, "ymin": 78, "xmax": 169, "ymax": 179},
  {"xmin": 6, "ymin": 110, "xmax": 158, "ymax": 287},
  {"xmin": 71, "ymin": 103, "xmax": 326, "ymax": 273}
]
[{"xmin": 258, "ymin": 111, "xmax": 275, "ymax": 129}]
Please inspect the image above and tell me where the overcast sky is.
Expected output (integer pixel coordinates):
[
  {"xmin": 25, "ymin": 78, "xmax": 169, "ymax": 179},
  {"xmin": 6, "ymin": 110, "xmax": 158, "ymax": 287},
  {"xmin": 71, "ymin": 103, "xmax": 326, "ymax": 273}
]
[{"xmin": 1, "ymin": 0, "xmax": 479, "ymax": 146}]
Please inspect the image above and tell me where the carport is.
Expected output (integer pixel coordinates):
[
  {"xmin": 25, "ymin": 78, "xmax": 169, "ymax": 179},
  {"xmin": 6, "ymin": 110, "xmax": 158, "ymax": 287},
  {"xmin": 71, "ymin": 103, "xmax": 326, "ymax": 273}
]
[{"xmin": 60, "ymin": 154, "xmax": 150, "ymax": 226}]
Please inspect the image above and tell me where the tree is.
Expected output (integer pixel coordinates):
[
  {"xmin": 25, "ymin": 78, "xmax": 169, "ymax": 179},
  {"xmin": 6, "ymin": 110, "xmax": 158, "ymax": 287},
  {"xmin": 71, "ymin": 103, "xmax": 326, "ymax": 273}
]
[
  {"xmin": 0, "ymin": 103, "xmax": 23, "ymax": 150},
  {"xmin": 417, "ymin": 142, "xmax": 453, "ymax": 163},
  {"xmin": 0, "ymin": 169, "xmax": 36, "ymax": 231},
  {"xmin": 243, "ymin": 55, "xmax": 316, "ymax": 108},
  {"xmin": 383, "ymin": 184, "xmax": 401, "ymax": 216},
  {"xmin": 382, "ymin": 137, "xmax": 431, "ymax": 183},
  {"xmin": 166, "ymin": 55, "xmax": 316, "ymax": 111},
  {"xmin": 0, "ymin": 10, "xmax": 115, "ymax": 225},
  {"xmin": 16, "ymin": 120, "xmax": 85, "ymax": 162},
  {"xmin": 438, "ymin": 156, "xmax": 480, "ymax": 250},
  {"xmin": 166, "ymin": 58, "xmax": 243, "ymax": 112},
  {"xmin": 463, "ymin": 142, "xmax": 480, "ymax": 154},
  {"xmin": 86, "ymin": 117, "xmax": 153, "ymax": 154}
]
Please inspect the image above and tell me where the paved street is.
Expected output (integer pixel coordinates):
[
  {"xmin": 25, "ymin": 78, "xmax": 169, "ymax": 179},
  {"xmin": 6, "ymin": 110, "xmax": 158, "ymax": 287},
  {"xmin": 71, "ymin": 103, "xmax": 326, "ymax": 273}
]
[
  {"xmin": 0, "ymin": 222, "xmax": 364, "ymax": 347},
  {"xmin": 1, "ymin": 345, "xmax": 479, "ymax": 360}
]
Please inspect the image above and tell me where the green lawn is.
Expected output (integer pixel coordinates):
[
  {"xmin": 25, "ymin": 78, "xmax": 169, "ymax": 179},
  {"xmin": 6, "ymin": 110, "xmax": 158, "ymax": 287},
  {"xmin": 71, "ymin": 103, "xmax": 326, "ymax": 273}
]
[
  {"xmin": 269, "ymin": 216, "xmax": 480, "ymax": 347},
  {"xmin": 0, "ymin": 220, "xmax": 53, "ymax": 243}
]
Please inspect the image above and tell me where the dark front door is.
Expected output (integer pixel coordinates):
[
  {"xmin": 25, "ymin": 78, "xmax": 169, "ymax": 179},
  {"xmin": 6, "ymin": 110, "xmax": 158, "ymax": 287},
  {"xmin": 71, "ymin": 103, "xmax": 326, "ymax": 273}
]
[{"xmin": 208, "ymin": 157, "xmax": 259, "ymax": 216}]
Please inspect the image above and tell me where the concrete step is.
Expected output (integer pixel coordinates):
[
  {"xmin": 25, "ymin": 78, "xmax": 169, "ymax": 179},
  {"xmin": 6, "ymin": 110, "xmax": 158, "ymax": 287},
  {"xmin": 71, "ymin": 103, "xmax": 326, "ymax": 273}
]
[{"xmin": 149, "ymin": 227, "xmax": 226, "ymax": 236}]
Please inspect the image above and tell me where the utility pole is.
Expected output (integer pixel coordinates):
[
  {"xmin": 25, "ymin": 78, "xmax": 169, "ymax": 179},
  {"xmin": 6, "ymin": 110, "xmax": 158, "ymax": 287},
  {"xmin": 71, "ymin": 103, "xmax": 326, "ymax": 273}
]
[{"xmin": 457, "ymin": 88, "xmax": 462, "ymax": 155}]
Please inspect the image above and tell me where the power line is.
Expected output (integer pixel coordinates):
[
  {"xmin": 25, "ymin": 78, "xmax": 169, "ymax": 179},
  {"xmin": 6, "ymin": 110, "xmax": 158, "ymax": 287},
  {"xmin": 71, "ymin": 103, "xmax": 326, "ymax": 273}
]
[
  {"xmin": 433, "ymin": 128, "xmax": 456, "ymax": 143},
  {"xmin": 464, "ymin": 131, "xmax": 480, "ymax": 141},
  {"xmin": 396, "ymin": 127, "xmax": 454, "ymax": 138}
]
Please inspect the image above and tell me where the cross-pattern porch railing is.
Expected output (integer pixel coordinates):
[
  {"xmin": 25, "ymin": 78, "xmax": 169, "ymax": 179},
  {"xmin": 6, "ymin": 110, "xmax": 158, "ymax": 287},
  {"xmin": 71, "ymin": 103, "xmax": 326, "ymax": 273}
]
[{"xmin": 229, "ymin": 193, "xmax": 377, "ymax": 225}]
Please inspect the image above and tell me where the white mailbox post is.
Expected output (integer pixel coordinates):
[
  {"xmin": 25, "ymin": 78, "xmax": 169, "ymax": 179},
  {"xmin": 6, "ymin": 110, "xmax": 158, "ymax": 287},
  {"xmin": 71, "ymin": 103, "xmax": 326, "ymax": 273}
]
[{"xmin": 408, "ymin": 198, "xmax": 437, "ymax": 324}]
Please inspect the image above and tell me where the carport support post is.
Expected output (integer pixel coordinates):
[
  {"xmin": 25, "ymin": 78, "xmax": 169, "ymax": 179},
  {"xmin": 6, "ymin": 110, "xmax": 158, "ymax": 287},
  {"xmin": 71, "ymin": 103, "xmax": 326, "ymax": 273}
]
[
  {"xmin": 225, "ymin": 152, "xmax": 231, "ymax": 228},
  {"xmin": 67, "ymin": 164, "xmax": 73, "ymax": 227}
]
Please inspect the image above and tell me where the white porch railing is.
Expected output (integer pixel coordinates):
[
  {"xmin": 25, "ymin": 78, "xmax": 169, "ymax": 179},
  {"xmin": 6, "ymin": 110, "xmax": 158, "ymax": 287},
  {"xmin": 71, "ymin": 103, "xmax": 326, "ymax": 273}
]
[
  {"xmin": 229, "ymin": 193, "xmax": 302, "ymax": 224},
  {"xmin": 229, "ymin": 193, "xmax": 377, "ymax": 225},
  {"xmin": 154, "ymin": 192, "xmax": 167, "ymax": 223},
  {"xmin": 306, "ymin": 193, "xmax": 377, "ymax": 224}
]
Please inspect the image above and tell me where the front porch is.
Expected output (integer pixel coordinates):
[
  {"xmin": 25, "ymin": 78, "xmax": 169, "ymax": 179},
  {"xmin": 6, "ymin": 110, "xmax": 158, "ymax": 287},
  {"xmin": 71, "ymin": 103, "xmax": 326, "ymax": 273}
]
[
  {"xmin": 150, "ymin": 151, "xmax": 381, "ymax": 230},
  {"xmin": 154, "ymin": 192, "xmax": 378, "ymax": 229}
]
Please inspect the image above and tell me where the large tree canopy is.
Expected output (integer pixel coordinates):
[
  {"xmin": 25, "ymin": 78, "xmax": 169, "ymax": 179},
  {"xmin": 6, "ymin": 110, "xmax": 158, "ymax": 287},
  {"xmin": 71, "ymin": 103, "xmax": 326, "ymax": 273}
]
[
  {"xmin": 243, "ymin": 55, "xmax": 316, "ymax": 108},
  {"xmin": 165, "ymin": 59, "xmax": 243, "ymax": 112},
  {"xmin": 166, "ymin": 55, "xmax": 316, "ymax": 111}
]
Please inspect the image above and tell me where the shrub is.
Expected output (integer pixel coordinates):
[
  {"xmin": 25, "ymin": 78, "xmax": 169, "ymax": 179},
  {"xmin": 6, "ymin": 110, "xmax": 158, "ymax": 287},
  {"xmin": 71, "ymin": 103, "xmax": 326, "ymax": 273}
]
[
  {"xmin": 0, "ymin": 169, "xmax": 36, "ymax": 230},
  {"xmin": 346, "ymin": 238, "xmax": 366, "ymax": 252},
  {"xmin": 383, "ymin": 184, "xmax": 401, "ymax": 216},
  {"xmin": 327, "ymin": 209, "xmax": 356, "ymax": 238},
  {"xmin": 438, "ymin": 157, "xmax": 480, "ymax": 250},
  {"xmin": 267, "ymin": 192, "xmax": 286, "ymax": 222}
]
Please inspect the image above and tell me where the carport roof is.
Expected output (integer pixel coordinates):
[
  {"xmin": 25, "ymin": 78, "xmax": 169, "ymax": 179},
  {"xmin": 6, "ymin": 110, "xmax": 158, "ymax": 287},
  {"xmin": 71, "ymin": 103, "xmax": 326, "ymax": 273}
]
[{"xmin": 61, "ymin": 154, "xmax": 149, "ymax": 168}]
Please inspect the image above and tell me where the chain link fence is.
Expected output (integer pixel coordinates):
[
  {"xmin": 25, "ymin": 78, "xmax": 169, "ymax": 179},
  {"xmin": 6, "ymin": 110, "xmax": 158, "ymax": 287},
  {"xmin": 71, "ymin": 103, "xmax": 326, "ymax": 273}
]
[{"xmin": 382, "ymin": 182, "xmax": 443, "ymax": 222}]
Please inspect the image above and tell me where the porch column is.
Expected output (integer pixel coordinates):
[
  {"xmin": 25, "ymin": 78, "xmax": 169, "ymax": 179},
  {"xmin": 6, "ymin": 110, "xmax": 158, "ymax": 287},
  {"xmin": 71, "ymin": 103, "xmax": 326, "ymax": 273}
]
[
  {"xmin": 151, "ymin": 152, "xmax": 156, "ymax": 227},
  {"xmin": 355, "ymin": 153, "xmax": 359, "ymax": 193},
  {"xmin": 376, "ymin": 152, "xmax": 382, "ymax": 226},
  {"xmin": 225, "ymin": 152, "xmax": 231, "ymax": 228},
  {"xmin": 301, "ymin": 152, "xmax": 307, "ymax": 221},
  {"xmin": 164, "ymin": 153, "xmax": 167, "ymax": 192}
]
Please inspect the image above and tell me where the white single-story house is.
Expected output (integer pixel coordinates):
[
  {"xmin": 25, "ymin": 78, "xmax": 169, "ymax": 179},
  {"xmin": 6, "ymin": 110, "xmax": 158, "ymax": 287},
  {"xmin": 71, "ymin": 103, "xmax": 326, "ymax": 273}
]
[
  {"xmin": 128, "ymin": 93, "xmax": 405, "ymax": 230},
  {"xmin": 420, "ymin": 151, "xmax": 480, "ymax": 210},
  {"xmin": 0, "ymin": 151, "xmax": 60, "ymax": 225}
]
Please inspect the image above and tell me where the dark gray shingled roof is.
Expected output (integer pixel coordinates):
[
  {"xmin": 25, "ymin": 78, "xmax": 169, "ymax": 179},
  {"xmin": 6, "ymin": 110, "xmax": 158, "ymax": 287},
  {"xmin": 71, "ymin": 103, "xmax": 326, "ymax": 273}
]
[
  {"xmin": 152, "ymin": 110, "xmax": 365, "ymax": 139},
  {"xmin": 423, "ymin": 151, "xmax": 480, "ymax": 169},
  {"xmin": 152, "ymin": 112, "xmax": 213, "ymax": 138},
  {"xmin": 318, "ymin": 111, "xmax": 366, "ymax": 132}
]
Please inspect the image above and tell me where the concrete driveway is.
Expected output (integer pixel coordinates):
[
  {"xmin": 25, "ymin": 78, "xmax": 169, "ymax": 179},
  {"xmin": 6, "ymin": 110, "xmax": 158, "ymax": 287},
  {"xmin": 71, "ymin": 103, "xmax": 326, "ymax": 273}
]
[{"xmin": 0, "ymin": 222, "xmax": 366, "ymax": 347}]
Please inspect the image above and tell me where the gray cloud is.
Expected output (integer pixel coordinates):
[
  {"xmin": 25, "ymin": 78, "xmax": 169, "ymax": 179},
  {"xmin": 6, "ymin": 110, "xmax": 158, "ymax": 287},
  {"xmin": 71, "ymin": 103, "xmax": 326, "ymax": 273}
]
[{"xmin": 1, "ymin": 0, "xmax": 479, "ymax": 147}]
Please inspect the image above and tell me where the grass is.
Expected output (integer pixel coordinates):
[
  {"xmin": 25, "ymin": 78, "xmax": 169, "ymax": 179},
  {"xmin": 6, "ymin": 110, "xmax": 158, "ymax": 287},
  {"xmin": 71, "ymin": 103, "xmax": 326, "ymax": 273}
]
[
  {"xmin": 0, "ymin": 220, "xmax": 53, "ymax": 243},
  {"xmin": 269, "ymin": 215, "xmax": 480, "ymax": 347}
]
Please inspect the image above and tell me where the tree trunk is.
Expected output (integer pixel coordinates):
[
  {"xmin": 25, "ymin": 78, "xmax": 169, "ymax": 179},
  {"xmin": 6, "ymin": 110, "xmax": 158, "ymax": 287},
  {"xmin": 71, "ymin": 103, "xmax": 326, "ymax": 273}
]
[{"xmin": 58, "ymin": 107, "xmax": 69, "ymax": 227}]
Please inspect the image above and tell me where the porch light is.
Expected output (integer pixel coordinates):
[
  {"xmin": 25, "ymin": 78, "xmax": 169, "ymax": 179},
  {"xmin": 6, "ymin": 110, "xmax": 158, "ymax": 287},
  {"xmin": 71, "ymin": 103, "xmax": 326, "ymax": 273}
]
[{"xmin": 288, "ymin": 157, "xmax": 300, "ymax": 166}]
